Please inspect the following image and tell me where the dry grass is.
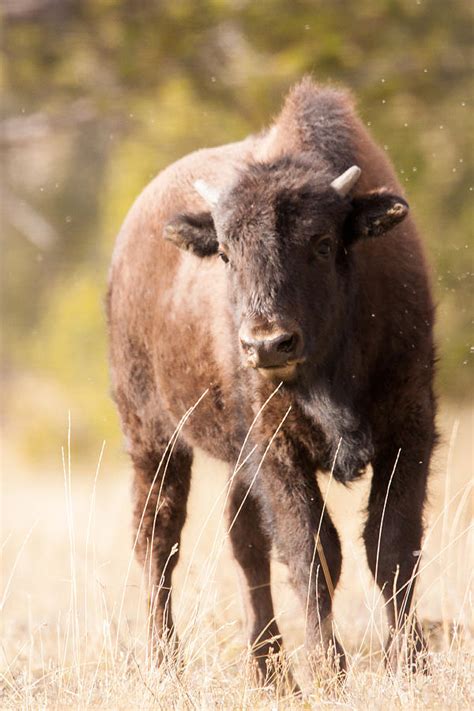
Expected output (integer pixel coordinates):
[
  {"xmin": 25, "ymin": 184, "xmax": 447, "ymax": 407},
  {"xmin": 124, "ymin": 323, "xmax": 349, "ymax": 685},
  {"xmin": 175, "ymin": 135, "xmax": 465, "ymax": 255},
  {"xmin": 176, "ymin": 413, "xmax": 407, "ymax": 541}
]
[{"xmin": 1, "ymin": 402, "xmax": 472, "ymax": 709}]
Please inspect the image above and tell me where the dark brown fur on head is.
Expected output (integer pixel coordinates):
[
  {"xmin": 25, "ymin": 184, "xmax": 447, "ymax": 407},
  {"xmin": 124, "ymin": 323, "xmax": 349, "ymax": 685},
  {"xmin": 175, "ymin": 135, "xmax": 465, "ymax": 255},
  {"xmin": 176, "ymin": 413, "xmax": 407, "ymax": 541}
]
[{"xmin": 165, "ymin": 154, "xmax": 409, "ymax": 392}]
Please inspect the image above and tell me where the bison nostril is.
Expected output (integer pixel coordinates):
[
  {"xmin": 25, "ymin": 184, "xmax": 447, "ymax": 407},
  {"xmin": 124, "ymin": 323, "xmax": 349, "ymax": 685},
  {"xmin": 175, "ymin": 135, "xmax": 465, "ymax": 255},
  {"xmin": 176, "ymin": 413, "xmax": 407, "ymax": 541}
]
[{"xmin": 277, "ymin": 334, "xmax": 297, "ymax": 354}]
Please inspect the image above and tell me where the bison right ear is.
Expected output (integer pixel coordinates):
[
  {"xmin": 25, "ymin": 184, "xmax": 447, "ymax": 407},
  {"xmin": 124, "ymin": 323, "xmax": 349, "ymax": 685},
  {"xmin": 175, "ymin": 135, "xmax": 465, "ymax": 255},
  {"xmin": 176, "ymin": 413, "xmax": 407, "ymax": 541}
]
[{"xmin": 163, "ymin": 212, "xmax": 218, "ymax": 257}]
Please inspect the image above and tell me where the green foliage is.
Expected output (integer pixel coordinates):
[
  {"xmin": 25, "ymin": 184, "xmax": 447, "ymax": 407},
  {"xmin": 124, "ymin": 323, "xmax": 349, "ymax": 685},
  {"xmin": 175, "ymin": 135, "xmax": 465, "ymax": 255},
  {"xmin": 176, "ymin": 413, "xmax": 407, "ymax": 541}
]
[{"xmin": 1, "ymin": 0, "xmax": 472, "ymax": 461}]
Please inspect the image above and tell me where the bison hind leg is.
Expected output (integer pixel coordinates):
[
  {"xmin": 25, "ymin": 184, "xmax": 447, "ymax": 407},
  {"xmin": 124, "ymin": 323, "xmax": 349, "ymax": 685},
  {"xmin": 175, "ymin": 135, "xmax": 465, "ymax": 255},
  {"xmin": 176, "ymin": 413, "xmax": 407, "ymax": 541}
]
[{"xmin": 130, "ymin": 430, "xmax": 193, "ymax": 662}]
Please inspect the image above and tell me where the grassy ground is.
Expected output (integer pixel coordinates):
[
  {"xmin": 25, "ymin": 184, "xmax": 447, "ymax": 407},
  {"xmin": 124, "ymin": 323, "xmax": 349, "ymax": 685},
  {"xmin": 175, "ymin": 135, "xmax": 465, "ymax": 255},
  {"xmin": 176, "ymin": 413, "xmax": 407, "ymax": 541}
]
[{"xmin": 1, "ymin": 402, "xmax": 472, "ymax": 709}]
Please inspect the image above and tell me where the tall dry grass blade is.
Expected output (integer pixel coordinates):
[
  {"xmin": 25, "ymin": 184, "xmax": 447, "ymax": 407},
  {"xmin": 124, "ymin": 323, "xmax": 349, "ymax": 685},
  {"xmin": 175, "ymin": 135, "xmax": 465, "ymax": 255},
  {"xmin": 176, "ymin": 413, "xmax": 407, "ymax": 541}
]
[
  {"xmin": 180, "ymin": 403, "xmax": 293, "ymax": 660},
  {"xmin": 176, "ymin": 383, "xmax": 287, "ymax": 636},
  {"xmin": 61, "ymin": 411, "xmax": 81, "ymax": 686},
  {"xmin": 442, "ymin": 419, "xmax": 459, "ymax": 649},
  {"xmin": 0, "ymin": 522, "xmax": 37, "ymax": 612},
  {"xmin": 83, "ymin": 440, "xmax": 105, "ymax": 668},
  {"xmin": 368, "ymin": 448, "xmax": 400, "ymax": 668},
  {"xmin": 114, "ymin": 388, "xmax": 209, "ymax": 658},
  {"xmin": 304, "ymin": 438, "xmax": 340, "ymax": 655}
]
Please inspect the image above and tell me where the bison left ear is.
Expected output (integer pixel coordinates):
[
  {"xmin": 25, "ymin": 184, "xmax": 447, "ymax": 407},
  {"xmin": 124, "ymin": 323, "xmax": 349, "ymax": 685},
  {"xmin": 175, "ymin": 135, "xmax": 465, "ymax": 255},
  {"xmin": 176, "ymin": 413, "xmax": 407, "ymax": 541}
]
[
  {"xmin": 163, "ymin": 212, "xmax": 219, "ymax": 257},
  {"xmin": 345, "ymin": 190, "xmax": 409, "ymax": 245}
]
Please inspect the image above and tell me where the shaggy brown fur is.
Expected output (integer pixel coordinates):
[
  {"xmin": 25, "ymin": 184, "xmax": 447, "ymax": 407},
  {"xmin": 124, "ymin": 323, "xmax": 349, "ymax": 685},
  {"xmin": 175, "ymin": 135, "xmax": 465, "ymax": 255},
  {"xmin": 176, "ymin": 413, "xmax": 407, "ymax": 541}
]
[{"xmin": 107, "ymin": 78, "xmax": 436, "ymax": 682}]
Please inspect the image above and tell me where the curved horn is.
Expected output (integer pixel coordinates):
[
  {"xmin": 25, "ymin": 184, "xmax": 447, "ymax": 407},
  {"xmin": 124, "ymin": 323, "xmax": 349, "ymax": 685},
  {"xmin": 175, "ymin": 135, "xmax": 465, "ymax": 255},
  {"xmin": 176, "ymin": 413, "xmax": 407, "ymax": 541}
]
[
  {"xmin": 330, "ymin": 165, "xmax": 361, "ymax": 197},
  {"xmin": 193, "ymin": 179, "xmax": 221, "ymax": 207}
]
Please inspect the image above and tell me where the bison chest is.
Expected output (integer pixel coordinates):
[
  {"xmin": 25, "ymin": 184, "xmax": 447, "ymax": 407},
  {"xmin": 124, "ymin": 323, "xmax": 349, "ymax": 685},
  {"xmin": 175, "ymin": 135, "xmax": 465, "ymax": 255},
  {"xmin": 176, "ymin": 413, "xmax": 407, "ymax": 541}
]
[{"xmin": 253, "ymin": 388, "xmax": 374, "ymax": 484}]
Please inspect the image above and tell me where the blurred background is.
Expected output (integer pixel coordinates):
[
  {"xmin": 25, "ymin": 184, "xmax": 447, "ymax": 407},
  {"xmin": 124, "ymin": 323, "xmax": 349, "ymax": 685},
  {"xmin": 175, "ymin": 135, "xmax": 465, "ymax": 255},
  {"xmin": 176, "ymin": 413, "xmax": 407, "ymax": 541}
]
[
  {"xmin": 1, "ymin": 5, "xmax": 472, "ymax": 706},
  {"xmin": 1, "ymin": 0, "xmax": 472, "ymax": 464}
]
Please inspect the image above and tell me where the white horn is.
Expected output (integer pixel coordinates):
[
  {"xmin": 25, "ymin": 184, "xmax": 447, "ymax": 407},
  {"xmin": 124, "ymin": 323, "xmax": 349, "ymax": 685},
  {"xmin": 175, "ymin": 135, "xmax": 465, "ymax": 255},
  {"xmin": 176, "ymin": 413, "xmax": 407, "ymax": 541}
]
[
  {"xmin": 330, "ymin": 165, "xmax": 362, "ymax": 197},
  {"xmin": 193, "ymin": 179, "xmax": 221, "ymax": 207}
]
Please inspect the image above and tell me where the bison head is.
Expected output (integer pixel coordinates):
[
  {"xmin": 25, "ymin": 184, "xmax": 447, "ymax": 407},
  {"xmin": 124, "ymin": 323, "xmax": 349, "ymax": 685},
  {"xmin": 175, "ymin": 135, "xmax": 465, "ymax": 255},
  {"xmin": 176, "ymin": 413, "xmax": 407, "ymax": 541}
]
[{"xmin": 164, "ymin": 157, "xmax": 408, "ymax": 382}]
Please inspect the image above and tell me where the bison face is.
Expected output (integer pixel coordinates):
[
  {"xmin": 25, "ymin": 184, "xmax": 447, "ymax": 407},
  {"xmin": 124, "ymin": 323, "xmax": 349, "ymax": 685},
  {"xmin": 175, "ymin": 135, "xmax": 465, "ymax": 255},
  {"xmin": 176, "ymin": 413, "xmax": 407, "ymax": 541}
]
[{"xmin": 164, "ymin": 158, "xmax": 408, "ymax": 382}]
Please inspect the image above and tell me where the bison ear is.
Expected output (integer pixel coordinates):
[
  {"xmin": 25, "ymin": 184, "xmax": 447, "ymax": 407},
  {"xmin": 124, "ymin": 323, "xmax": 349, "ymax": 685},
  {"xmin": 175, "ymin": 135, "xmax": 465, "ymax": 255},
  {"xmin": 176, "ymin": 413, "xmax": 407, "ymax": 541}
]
[
  {"xmin": 345, "ymin": 190, "xmax": 409, "ymax": 245},
  {"xmin": 163, "ymin": 212, "xmax": 218, "ymax": 257}
]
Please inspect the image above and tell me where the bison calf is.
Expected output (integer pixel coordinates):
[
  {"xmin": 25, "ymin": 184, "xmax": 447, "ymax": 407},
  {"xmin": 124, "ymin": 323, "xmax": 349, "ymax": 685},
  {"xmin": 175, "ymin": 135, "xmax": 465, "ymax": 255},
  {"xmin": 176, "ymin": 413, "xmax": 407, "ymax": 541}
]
[{"xmin": 107, "ymin": 78, "xmax": 436, "ymax": 682}]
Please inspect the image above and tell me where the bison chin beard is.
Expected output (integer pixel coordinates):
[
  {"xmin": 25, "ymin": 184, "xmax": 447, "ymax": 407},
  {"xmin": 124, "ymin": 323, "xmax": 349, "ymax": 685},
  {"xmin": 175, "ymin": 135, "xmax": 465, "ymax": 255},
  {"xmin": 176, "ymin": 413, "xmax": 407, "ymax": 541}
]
[{"xmin": 255, "ymin": 362, "xmax": 299, "ymax": 382}]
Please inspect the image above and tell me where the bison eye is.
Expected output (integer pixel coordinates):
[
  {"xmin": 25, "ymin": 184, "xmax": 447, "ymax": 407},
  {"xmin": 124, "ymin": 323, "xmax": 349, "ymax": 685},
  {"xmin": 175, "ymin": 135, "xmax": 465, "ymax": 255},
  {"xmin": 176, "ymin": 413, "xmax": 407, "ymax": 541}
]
[
  {"xmin": 315, "ymin": 237, "xmax": 332, "ymax": 258},
  {"xmin": 218, "ymin": 251, "xmax": 229, "ymax": 264}
]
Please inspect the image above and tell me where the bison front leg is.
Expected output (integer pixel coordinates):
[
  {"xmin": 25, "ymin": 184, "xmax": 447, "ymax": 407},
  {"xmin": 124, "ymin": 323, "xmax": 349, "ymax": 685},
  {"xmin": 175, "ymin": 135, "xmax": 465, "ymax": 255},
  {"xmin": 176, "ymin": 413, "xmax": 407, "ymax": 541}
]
[
  {"xmin": 256, "ymin": 453, "xmax": 345, "ymax": 676},
  {"xmin": 364, "ymin": 403, "xmax": 435, "ymax": 673},
  {"xmin": 228, "ymin": 477, "xmax": 299, "ymax": 689}
]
